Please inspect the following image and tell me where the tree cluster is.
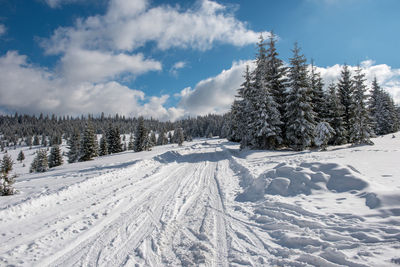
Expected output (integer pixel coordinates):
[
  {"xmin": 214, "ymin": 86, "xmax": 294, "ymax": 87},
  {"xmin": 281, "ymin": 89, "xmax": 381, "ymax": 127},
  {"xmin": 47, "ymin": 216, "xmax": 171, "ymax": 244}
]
[{"xmin": 229, "ymin": 34, "xmax": 399, "ymax": 151}]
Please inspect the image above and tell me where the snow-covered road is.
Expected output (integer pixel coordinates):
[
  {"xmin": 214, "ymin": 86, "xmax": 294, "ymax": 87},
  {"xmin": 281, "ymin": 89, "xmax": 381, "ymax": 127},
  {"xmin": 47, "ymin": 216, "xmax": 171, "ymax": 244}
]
[{"xmin": 1, "ymin": 137, "xmax": 399, "ymax": 266}]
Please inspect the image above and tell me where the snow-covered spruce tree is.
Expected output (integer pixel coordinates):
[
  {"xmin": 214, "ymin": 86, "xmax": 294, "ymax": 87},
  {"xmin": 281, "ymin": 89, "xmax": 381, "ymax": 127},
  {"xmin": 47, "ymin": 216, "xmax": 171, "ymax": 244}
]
[
  {"xmin": 106, "ymin": 125, "xmax": 122, "ymax": 154},
  {"xmin": 247, "ymin": 35, "xmax": 282, "ymax": 149},
  {"xmin": 48, "ymin": 145, "xmax": 63, "ymax": 168},
  {"xmin": 157, "ymin": 129, "xmax": 168, "ymax": 146},
  {"xmin": 30, "ymin": 149, "xmax": 48, "ymax": 173},
  {"xmin": 337, "ymin": 64, "xmax": 353, "ymax": 142},
  {"xmin": 79, "ymin": 122, "xmax": 98, "ymax": 161},
  {"xmin": 229, "ymin": 65, "xmax": 251, "ymax": 143},
  {"xmin": 1, "ymin": 154, "xmax": 16, "ymax": 195},
  {"xmin": 99, "ymin": 134, "xmax": 108, "ymax": 156},
  {"xmin": 17, "ymin": 150, "xmax": 25, "ymax": 163},
  {"xmin": 134, "ymin": 117, "xmax": 150, "ymax": 152},
  {"xmin": 33, "ymin": 135, "xmax": 40, "ymax": 146},
  {"xmin": 326, "ymin": 83, "xmax": 347, "ymax": 145},
  {"xmin": 310, "ymin": 61, "xmax": 327, "ymax": 122},
  {"xmin": 348, "ymin": 66, "xmax": 374, "ymax": 145},
  {"xmin": 41, "ymin": 135, "xmax": 47, "ymax": 147},
  {"xmin": 128, "ymin": 134, "xmax": 135, "ymax": 150},
  {"xmin": 284, "ymin": 43, "xmax": 316, "ymax": 151},
  {"xmin": 1, "ymin": 154, "xmax": 13, "ymax": 175},
  {"xmin": 265, "ymin": 32, "xmax": 288, "ymax": 139},
  {"xmin": 370, "ymin": 78, "xmax": 399, "ymax": 135},
  {"xmin": 314, "ymin": 122, "xmax": 335, "ymax": 150},
  {"xmin": 67, "ymin": 128, "xmax": 80, "ymax": 163},
  {"xmin": 175, "ymin": 127, "xmax": 185, "ymax": 146},
  {"xmin": 150, "ymin": 131, "xmax": 157, "ymax": 147}
]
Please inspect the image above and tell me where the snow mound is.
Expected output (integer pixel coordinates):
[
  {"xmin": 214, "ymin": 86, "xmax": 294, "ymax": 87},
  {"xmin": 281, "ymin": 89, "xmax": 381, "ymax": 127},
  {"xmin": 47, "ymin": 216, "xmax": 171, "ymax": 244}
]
[{"xmin": 237, "ymin": 162, "xmax": 370, "ymax": 201}]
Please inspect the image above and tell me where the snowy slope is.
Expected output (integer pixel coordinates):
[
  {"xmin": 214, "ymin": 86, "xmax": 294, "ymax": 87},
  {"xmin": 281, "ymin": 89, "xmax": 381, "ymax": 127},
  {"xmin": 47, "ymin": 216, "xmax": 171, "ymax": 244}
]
[{"xmin": 0, "ymin": 135, "xmax": 399, "ymax": 266}]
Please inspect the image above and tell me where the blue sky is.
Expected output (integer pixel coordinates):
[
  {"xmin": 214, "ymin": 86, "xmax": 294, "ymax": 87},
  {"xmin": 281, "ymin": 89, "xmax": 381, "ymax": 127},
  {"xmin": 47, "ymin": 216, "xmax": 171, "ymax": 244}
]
[{"xmin": 0, "ymin": 0, "xmax": 399, "ymax": 120}]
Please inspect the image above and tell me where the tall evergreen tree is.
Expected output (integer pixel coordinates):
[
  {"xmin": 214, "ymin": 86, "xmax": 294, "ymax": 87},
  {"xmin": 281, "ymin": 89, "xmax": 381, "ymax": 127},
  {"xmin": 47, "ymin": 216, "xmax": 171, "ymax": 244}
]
[
  {"xmin": 1, "ymin": 154, "xmax": 13, "ymax": 174},
  {"xmin": 337, "ymin": 64, "xmax": 353, "ymax": 141},
  {"xmin": 157, "ymin": 129, "xmax": 168, "ymax": 146},
  {"xmin": 67, "ymin": 128, "xmax": 80, "ymax": 163},
  {"xmin": 326, "ymin": 83, "xmax": 347, "ymax": 145},
  {"xmin": 247, "ymin": 35, "xmax": 282, "ymax": 149},
  {"xmin": 310, "ymin": 61, "xmax": 327, "ymax": 121},
  {"xmin": 128, "ymin": 133, "xmax": 135, "ymax": 150},
  {"xmin": 175, "ymin": 127, "xmax": 185, "ymax": 146},
  {"xmin": 99, "ymin": 135, "xmax": 109, "ymax": 156},
  {"xmin": 48, "ymin": 145, "xmax": 63, "ymax": 168},
  {"xmin": 348, "ymin": 66, "xmax": 374, "ymax": 145},
  {"xmin": 265, "ymin": 32, "xmax": 288, "ymax": 138},
  {"xmin": 284, "ymin": 43, "xmax": 316, "ymax": 151},
  {"xmin": 134, "ymin": 117, "xmax": 150, "ymax": 152},
  {"xmin": 150, "ymin": 132, "xmax": 157, "ymax": 147},
  {"xmin": 79, "ymin": 122, "xmax": 98, "ymax": 161}
]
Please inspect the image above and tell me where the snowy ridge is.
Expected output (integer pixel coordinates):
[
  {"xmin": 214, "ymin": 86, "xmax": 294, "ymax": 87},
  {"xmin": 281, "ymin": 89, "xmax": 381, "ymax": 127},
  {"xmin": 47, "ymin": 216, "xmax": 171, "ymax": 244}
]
[{"xmin": 1, "ymin": 136, "xmax": 400, "ymax": 266}]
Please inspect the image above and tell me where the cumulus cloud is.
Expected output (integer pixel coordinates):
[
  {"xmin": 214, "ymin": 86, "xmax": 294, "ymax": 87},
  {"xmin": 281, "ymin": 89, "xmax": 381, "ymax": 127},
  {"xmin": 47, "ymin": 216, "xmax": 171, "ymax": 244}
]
[
  {"xmin": 178, "ymin": 60, "xmax": 254, "ymax": 116},
  {"xmin": 0, "ymin": 24, "xmax": 6, "ymax": 36},
  {"xmin": 0, "ymin": 51, "xmax": 179, "ymax": 120},
  {"xmin": 43, "ymin": 0, "xmax": 264, "ymax": 53}
]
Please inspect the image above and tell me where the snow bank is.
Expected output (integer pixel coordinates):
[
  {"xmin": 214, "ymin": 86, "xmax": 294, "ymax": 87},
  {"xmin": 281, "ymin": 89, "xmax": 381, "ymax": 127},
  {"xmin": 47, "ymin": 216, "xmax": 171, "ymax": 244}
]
[{"xmin": 236, "ymin": 162, "xmax": 374, "ymax": 207}]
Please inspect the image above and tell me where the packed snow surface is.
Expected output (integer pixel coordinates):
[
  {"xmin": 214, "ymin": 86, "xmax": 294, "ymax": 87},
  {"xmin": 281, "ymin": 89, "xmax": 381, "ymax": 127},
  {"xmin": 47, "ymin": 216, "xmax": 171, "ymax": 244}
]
[{"xmin": 1, "ymin": 134, "xmax": 400, "ymax": 266}]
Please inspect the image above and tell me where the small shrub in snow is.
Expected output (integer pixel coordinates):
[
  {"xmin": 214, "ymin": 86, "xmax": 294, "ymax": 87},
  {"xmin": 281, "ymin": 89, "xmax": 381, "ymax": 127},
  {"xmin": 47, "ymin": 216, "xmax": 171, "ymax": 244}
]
[{"xmin": 314, "ymin": 122, "xmax": 335, "ymax": 150}]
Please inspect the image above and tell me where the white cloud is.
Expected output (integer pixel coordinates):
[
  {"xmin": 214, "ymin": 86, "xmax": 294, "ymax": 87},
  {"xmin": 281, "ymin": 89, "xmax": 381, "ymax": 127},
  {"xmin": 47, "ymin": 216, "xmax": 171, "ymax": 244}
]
[
  {"xmin": 0, "ymin": 51, "xmax": 177, "ymax": 120},
  {"xmin": 44, "ymin": 0, "xmax": 84, "ymax": 8},
  {"xmin": 178, "ymin": 60, "xmax": 253, "ymax": 116},
  {"xmin": 0, "ymin": 24, "xmax": 6, "ymax": 36},
  {"xmin": 170, "ymin": 61, "xmax": 186, "ymax": 76},
  {"xmin": 43, "ymin": 0, "xmax": 264, "ymax": 53},
  {"xmin": 60, "ymin": 48, "xmax": 161, "ymax": 82}
]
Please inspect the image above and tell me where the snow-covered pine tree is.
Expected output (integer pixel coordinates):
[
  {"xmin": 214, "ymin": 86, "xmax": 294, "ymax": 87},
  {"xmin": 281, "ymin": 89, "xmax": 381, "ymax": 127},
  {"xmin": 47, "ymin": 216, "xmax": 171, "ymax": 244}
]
[
  {"xmin": 128, "ymin": 133, "xmax": 135, "ymax": 150},
  {"xmin": 175, "ymin": 127, "xmax": 185, "ymax": 146},
  {"xmin": 284, "ymin": 43, "xmax": 316, "ymax": 151},
  {"xmin": 41, "ymin": 135, "xmax": 47, "ymax": 147},
  {"xmin": 1, "ymin": 154, "xmax": 13, "ymax": 174},
  {"xmin": 229, "ymin": 65, "xmax": 251, "ymax": 144},
  {"xmin": 79, "ymin": 122, "xmax": 98, "ymax": 161},
  {"xmin": 326, "ymin": 83, "xmax": 347, "ymax": 145},
  {"xmin": 17, "ymin": 150, "xmax": 25, "ymax": 163},
  {"xmin": 309, "ymin": 61, "xmax": 327, "ymax": 122},
  {"xmin": 1, "ymin": 154, "xmax": 16, "ymax": 195},
  {"xmin": 348, "ymin": 66, "xmax": 374, "ymax": 145},
  {"xmin": 265, "ymin": 32, "xmax": 288, "ymax": 139},
  {"xmin": 247, "ymin": 35, "xmax": 282, "ymax": 149},
  {"xmin": 134, "ymin": 117, "xmax": 150, "ymax": 152},
  {"xmin": 48, "ymin": 145, "xmax": 63, "ymax": 168},
  {"xmin": 157, "ymin": 129, "xmax": 168, "ymax": 146},
  {"xmin": 99, "ymin": 134, "xmax": 109, "ymax": 156},
  {"xmin": 67, "ymin": 128, "xmax": 80, "ymax": 163},
  {"xmin": 370, "ymin": 78, "xmax": 399, "ymax": 135},
  {"xmin": 106, "ymin": 125, "xmax": 122, "ymax": 154},
  {"xmin": 30, "ymin": 149, "xmax": 48, "ymax": 173},
  {"xmin": 337, "ymin": 64, "xmax": 353, "ymax": 142},
  {"xmin": 314, "ymin": 122, "xmax": 335, "ymax": 150},
  {"xmin": 33, "ymin": 135, "xmax": 40, "ymax": 146},
  {"xmin": 150, "ymin": 132, "xmax": 157, "ymax": 147}
]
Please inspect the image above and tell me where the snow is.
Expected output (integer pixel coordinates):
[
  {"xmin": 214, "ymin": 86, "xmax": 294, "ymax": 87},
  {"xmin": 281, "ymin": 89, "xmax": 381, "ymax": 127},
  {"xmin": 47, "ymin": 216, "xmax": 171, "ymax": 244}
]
[{"xmin": 1, "ymin": 134, "xmax": 400, "ymax": 266}]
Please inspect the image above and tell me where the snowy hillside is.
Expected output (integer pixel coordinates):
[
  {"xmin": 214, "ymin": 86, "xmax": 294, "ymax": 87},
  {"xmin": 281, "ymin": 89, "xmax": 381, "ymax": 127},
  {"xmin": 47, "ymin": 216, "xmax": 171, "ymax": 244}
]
[{"xmin": 1, "ymin": 134, "xmax": 400, "ymax": 266}]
